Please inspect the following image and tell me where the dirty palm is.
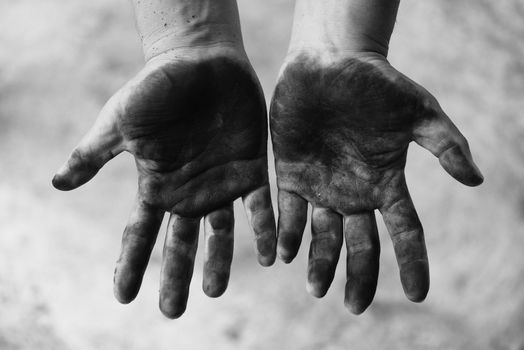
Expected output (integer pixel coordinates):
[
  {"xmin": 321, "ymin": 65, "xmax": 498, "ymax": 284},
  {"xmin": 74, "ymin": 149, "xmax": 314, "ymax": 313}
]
[
  {"xmin": 270, "ymin": 52, "xmax": 483, "ymax": 314},
  {"xmin": 52, "ymin": 50, "xmax": 277, "ymax": 318}
]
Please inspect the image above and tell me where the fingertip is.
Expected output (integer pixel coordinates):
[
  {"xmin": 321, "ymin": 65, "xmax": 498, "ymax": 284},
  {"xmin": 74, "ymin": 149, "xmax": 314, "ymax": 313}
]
[
  {"xmin": 277, "ymin": 248, "xmax": 296, "ymax": 264},
  {"xmin": 440, "ymin": 158, "xmax": 484, "ymax": 187},
  {"xmin": 51, "ymin": 159, "xmax": 76, "ymax": 190},
  {"xmin": 307, "ymin": 257, "xmax": 338, "ymax": 299},
  {"xmin": 254, "ymin": 231, "xmax": 277, "ymax": 267},
  {"xmin": 400, "ymin": 260, "xmax": 430, "ymax": 303},
  {"xmin": 51, "ymin": 173, "xmax": 72, "ymax": 191},
  {"xmin": 51, "ymin": 166, "xmax": 97, "ymax": 191},
  {"xmin": 467, "ymin": 164, "xmax": 484, "ymax": 187},
  {"xmin": 160, "ymin": 308, "xmax": 184, "ymax": 320},
  {"xmin": 113, "ymin": 285, "xmax": 138, "ymax": 305},
  {"xmin": 406, "ymin": 292, "xmax": 428, "ymax": 303},
  {"xmin": 203, "ymin": 288, "xmax": 226, "ymax": 298},
  {"xmin": 344, "ymin": 277, "xmax": 377, "ymax": 315},
  {"xmin": 349, "ymin": 305, "xmax": 367, "ymax": 315},
  {"xmin": 113, "ymin": 265, "xmax": 142, "ymax": 304},
  {"xmin": 468, "ymin": 174, "xmax": 484, "ymax": 187},
  {"xmin": 438, "ymin": 144, "xmax": 485, "ymax": 187},
  {"xmin": 257, "ymin": 253, "xmax": 276, "ymax": 267},
  {"xmin": 113, "ymin": 271, "xmax": 141, "ymax": 304},
  {"xmin": 404, "ymin": 279, "xmax": 429, "ymax": 302},
  {"xmin": 159, "ymin": 297, "xmax": 186, "ymax": 319},
  {"xmin": 344, "ymin": 298, "xmax": 369, "ymax": 316},
  {"xmin": 306, "ymin": 281, "xmax": 328, "ymax": 298},
  {"xmin": 276, "ymin": 232, "xmax": 301, "ymax": 264},
  {"xmin": 203, "ymin": 276, "xmax": 228, "ymax": 298}
]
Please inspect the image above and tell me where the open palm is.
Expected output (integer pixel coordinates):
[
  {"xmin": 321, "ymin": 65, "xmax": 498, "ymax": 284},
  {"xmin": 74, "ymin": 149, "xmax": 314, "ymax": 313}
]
[
  {"xmin": 53, "ymin": 48, "xmax": 276, "ymax": 318},
  {"xmin": 270, "ymin": 51, "xmax": 483, "ymax": 314}
]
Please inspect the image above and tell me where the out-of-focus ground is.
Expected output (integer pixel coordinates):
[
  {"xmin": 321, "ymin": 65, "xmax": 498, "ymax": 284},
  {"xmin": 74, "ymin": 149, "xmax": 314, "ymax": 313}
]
[{"xmin": 0, "ymin": 0, "xmax": 523, "ymax": 349}]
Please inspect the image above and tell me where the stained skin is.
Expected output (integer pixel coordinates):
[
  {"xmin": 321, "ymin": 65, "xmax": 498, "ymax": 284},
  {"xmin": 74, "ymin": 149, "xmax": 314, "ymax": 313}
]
[
  {"xmin": 53, "ymin": 48, "xmax": 277, "ymax": 318},
  {"xmin": 121, "ymin": 56, "xmax": 268, "ymax": 216},
  {"xmin": 270, "ymin": 52, "xmax": 483, "ymax": 314}
]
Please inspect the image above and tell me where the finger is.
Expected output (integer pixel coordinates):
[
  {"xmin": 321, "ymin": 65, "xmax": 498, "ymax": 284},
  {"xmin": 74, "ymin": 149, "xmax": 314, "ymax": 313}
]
[
  {"xmin": 113, "ymin": 198, "xmax": 164, "ymax": 304},
  {"xmin": 380, "ymin": 192, "xmax": 429, "ymax": 303},
  {"xmin": 343, "ymin": 212, "xmax": 380, "ymax": 315},
  {"xmin": 52, "ymin": 94, "xmax": 124, "ymax": 191},
  {"xmin": 276, "ymin": 190, "xmax": 308, "ymax": 263},
  {"xmin": 203, "ymin": 204, "xmax": 234, "ymax": 298},
  {"xmin": 413, "ymin": 108, "xmax": 483, "ymax": 186},
  {"xmin": 242, "ymin": 185, "xmax": 277, "ymax": 266},
  {"xmin": 307, "ymin": 207, "xmax": 343, "ymax": 298},
  {"xmin": 159, "ymin": 213, "xmax": 200, "ymax": 319}
]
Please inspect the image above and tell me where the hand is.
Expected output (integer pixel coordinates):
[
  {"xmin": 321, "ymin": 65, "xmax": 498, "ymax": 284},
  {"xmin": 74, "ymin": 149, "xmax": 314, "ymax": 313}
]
[
  {"xmin": 52, "ymin": 46, "xmax": 277, "ymax": 318},
  {"xmin": 270, "ymin": 50, "xmax": 483, "ymax": 314}
]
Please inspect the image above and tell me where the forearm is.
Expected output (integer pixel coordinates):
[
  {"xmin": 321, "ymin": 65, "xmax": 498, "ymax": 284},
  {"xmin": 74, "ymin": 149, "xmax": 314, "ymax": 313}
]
[
  {"xmin": 133, "ymin": 0, "xmax": 244, "ymax": 61},
  {"xmin": 289, "ymin": 0, "xmax": 400, "ymax": 56}
]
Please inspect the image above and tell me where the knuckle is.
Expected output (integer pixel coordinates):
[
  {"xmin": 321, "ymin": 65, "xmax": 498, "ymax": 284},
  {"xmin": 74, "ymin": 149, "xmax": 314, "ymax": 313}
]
[
  {"xmin": 313, "ymin": 230, "xmax": 341, "ymax": 246},
  {"xmin": 390, "ymin": 228, "xmax": 422, "ymax": 244},
  {"xmin": 207, "ymin": 211, "xmax": 234, "ymax": 232},
  {"xmin": 167, "ymin": 221, "xmax": 199, "ymax": 247},
  {"xmin": 347, "ymin": 239, "xmax": 377, "ymax": 255},
  {"xmin": 70, "ymin": 148, "xmax": 89, "ymax": 168},
  {"xmin": 164, "ymin": 238, "xmax": 194, "ymax": 254},
  {"xmin": 311, "ymin": 231, "xmax": 342, "ymax": 257},
  {"xmin": 71, "ymin": 147, "xmax": 101, "ymax": 171},
  {"xmin": 70, "ymin": 147, "xmax": 84, "ymax": 161},
  {"xmin": 457, "ymin": 135, "xmax": 469, "ymax": 149},
  {"xmin": 417, "ymin": 92, "xmax": 440, "ymax": 118},
  {"xmin": 255, "ymin": 236, "xmax": 276, "ymax": 260},
  {"xmin": 138, "ymin": 177, "xmax": 168, "ymax": 209},
  {"xmin": 251, "ymin": 213, "xmax": 275, "ymax": 236},
  {"xmin": 245, "ymin": 187, "xmax": 271, "ymax": 212}
]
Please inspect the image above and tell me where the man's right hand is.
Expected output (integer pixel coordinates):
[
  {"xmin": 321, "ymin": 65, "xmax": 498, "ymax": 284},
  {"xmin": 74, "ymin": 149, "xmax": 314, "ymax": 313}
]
[{"xmin": 52, "ymin": 0, "xmax": 277, "ymax": 319}]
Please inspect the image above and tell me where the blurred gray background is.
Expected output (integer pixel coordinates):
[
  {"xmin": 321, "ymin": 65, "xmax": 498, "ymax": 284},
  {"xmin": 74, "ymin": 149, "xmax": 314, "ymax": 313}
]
[{"xmin": 1, "ymin": 0, "xmax": 523, "ymax": 349}]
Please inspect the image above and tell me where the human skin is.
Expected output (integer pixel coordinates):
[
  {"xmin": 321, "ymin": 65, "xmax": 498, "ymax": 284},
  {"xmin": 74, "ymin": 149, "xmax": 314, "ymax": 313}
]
[
  {"xmin": 52, "ymin": 0, "xmax": 276, "ymax": 319},
  {"xmin": 270, "ymin": 0, "xmax": 484, "ymax": 314}
]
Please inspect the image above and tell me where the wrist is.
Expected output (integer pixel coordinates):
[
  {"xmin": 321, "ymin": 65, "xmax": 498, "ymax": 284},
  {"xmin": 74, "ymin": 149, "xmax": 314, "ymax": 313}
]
[
  {"xmin": 133, "ymin": 0, "xmax": 244, "ymax": 61},
  {"xmin": 288, "ymin": 0, "xmax": 399, "ymax": 57}
]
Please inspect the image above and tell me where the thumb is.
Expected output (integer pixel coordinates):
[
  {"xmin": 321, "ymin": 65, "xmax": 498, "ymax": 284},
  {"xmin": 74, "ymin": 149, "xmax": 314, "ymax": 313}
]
[
  {"xmin": 52, "ymin": 94, "xmax": 124, "ymax": 191},
  {"xmin": 413, "ymin": 103, "xmax": 484, "ymax": 187}
]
